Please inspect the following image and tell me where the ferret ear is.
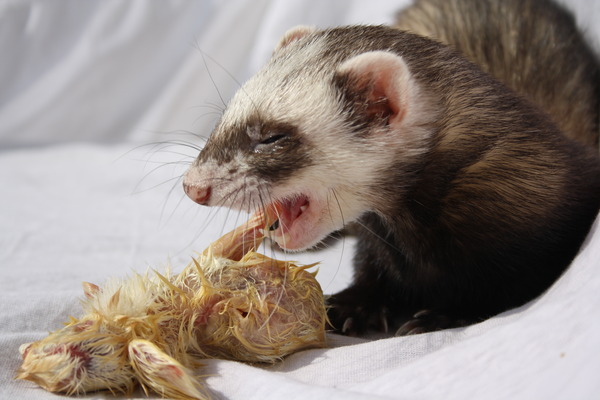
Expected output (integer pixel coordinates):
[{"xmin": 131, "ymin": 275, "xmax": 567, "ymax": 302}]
[
  {"xmin": 128, "ymin": 339, "xmax": 208, "ymax": 399},
  {"xmin": 275, "ymin": 25, "xmax": 316, "ymax": 52},
  {"xmin": 335, "ymin": 51, "xmax": 414, "ymax": 129}
]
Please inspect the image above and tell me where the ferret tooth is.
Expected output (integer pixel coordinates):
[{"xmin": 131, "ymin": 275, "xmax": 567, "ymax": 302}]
[
  {"xmin": 300, "ymin": 205, "xmax": 307, "ymax": 213},
  {"xmin": 274, "ymin": 232, "xmax": 291, "ymax": 246},
  {"xmin": 269, "ymin": 219, "xmax": 280, "ymax": 231}
]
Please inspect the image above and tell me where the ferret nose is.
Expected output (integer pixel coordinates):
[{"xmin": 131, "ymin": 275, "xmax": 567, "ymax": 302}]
[{"xmin": 183, "ymin": 182, "xmax": 212, "ymax": 205}]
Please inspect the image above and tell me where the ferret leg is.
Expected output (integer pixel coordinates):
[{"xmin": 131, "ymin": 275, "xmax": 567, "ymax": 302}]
[{"xmin": 326, "ymin": 284, "xmax": 396, "ymax": 336}]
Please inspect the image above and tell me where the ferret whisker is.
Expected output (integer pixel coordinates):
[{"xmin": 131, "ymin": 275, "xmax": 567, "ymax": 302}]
[
  {"xmin": 257, "ymin": 185, "xmax": 289, "ymax": 329},
  {"xmin": 257, "ymin": 185, "xmax": 281, "ymax": 260},
  {"xmin": 154, "ymin": 129, "xmax": 210, "ymax": 145},
  {"xmin": 320, "ymin": 188, "xmax": 346, "ymax": 292},
  {"xmin": 132, "ymin": 174, "xmax": 184, "ymax": 196},
  {"xmin": 150, "ymin": 140, "xmax": 204, "ymax": 154},
  {"xmin": 263, "ymin": 187, "xmax": 286, "ymax": 258},
  {"xmin": 126, "ymin": 142, "xmax": 199, "ymax": 176},
  {"xmin": 189, "ymin": 206, "xmax": 226, "ymax": 248},
  {"xmin": 146, "ymin": 158, "xmax": 193, "ymax": 171},
  {"xmin": 203, "ymin": 101, "xmax": 226, "ymax": 114},
  {"xmin": 188, "ymin": 103, "xmax": 225, "ymax": 114},
  {"xmin": 235, "ymin": 177, "xmax": 252, "ymax": 253},
  {"xmin": 181, "ymin": 200, "xmax": 234, "ymax": 253},
  {"xmin": 134, "ymin": 152, "xmax": 196, "ymax": 163},
  {"xmin": 212, "ymin": 185, "xmax": 246, "ymax": 238},
  {"xmin": 192, "ymin": 46, "xmax": 263, "ymax": 119},
  {"xmin": 199, "ymin": 50, "xmax": 227, "ymax": 109},
  {"xmin": 131, "ymin": 157, "xmax": 192, "ymax": 193},
  {"xmin": 353, "ymin": 219, "xmax": 403, "ymax": 253},
  {"xmin": 192, "ymin": 112, "xmax": 224, "ymax": 128},
  {"xmin": 159, "ymin": 178, "xmax": 192, "ymax": 228},
  {"xmin": 135, "ymin": 138, "xmax": 204, "ymax": 154}
]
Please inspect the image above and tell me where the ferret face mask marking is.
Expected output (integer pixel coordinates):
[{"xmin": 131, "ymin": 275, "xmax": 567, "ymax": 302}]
[{"xmin": 183, "ymin": 26, "xmax": 432, "ymax": 250}]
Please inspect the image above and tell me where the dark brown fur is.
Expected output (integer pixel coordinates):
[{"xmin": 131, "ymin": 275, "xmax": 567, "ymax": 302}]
[
  {"xmin": 396, "ymin": 0, "xmax": 600, "ymax": 148},
  {"xmin": 324, "ymin": 23, "xmax": 600, "ymax": 334}
]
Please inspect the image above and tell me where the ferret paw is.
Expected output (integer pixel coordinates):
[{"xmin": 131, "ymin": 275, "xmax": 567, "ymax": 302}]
[
  {"xmin": 326, "ymin": 290, "xmax": 392, "ymax": 336},
  {"xmin": 395, "ymin": 310, "xmax": 472, "ymax": 336}
]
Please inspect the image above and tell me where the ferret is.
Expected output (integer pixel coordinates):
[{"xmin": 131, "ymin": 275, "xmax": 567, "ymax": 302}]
[{"xmin": 182, "ymin": 0, "xmax": 600, "ymax": 336}]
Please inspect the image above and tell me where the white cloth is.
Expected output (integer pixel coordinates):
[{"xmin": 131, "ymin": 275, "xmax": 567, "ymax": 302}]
[{"xmin": 1, "ymin": 1, "xmax": 599, "ymax": 399}]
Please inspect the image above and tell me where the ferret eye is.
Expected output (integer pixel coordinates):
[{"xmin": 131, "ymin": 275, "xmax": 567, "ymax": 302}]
[
  {"xmin": 260, "ymin": 134, "xmax": 286, "ymax": 145},
  {"xmin": 253, "ymin": 134, "xmax": 287, "ymax": 153}
]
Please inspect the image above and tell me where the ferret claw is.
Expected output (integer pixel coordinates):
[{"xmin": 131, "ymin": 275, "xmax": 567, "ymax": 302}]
[
  {"xmin": 380, "ymin": 309, "xmax": 389, "ymax": 334},
  {"xmin": 341, "ymin": 317, "xmax": 354, "ymax": 334},
  {"xmin": 396, "ymin": 310, "xmax": 472, "ymax": 336}
]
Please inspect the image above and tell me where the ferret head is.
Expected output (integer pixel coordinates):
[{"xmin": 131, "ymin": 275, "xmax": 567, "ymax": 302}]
[{"xmin": 183, "ymin": 26, "xmax": 435, "ymax": 250}]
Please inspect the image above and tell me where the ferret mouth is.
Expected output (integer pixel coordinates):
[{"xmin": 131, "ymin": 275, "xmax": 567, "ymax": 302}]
[{"xmin": 265, "ymin": 194, "xmax": 312, "ymax": 250}]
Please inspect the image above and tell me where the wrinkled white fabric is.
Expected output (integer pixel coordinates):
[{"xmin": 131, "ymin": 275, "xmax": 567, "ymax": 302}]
[{"xmin": 1, "ymin": 1, "xmax": 599, "ymax": 399}]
